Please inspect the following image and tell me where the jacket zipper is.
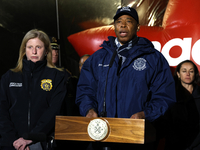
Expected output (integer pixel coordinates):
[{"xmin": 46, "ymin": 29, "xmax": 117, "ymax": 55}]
[{"xmin": 28, "ymin": 72, "xmax": 32, "ymax": 131}]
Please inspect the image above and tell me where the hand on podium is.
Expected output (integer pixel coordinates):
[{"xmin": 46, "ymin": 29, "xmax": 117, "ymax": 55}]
[
  {"xmin": 130, "ymin": 111, "xmax": 145, "ymax": 119},
  {"xmin": 86, "ymin": 109, "xmax": 98, "ymax": 118}
]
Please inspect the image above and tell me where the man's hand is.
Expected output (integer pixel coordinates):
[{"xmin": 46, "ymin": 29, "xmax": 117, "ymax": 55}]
[
  {"xmin": 86, "ymin": 109, "xmax": 98, "ymax": 118},
  {"xmin": 13, "ymin": 138, "xmax": 32, "ymax": 150},
  {"xmin": 130, "ymin": 111, "xmax": 145, "ymax": 119}
]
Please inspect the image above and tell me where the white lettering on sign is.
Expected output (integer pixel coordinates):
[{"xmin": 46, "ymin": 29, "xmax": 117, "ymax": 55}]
[
  {"xmin": 191, "ymin": 39, "xmax": 200, "ymax": 65},
  {"xmin": 152, "ymin": 38, "xmax": 200, "ymax": 66}
]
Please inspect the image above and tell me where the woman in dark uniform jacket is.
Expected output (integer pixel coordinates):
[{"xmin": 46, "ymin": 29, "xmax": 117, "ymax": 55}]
[
  {"xmin": 0, "ymin": 29, "xmax": 69, "ymax": 150},
  {"xmin": 164, "ymin": 60, "xmax": 200, "ymax": 150}
]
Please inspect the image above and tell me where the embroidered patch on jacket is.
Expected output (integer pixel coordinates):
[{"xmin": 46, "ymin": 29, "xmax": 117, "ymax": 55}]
[
  {"xmin": 41, "ymin": 79, "xmax": 53, "ymax": 91},
  {"xmin": 9, "ymin": 82, "xmax": 22, "ymax": 87},
  {"xmin": 133, "ymin": 58, "xmax": 147, "ymax": 71}
]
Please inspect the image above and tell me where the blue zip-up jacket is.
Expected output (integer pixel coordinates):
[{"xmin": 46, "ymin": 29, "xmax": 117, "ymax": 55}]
[{"xmin": 76, "ymin": 36, "xmax": 176, "ymax": 122}]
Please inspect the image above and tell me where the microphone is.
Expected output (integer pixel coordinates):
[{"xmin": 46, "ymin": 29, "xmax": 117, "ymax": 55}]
[
  {"xmin": 117, "ymin": 57, "xmax": 122, "ymax": 76},
  {"xmin": 23, "ymin": 133, "xmax": 46, "ymax": 142},
  {"xmin": 109, "ymin": 50, "xmax": 117, "ymax": 68},
  {"xmin": 100, "ymin": 50, "xmax": 117, "ymax": 117}
]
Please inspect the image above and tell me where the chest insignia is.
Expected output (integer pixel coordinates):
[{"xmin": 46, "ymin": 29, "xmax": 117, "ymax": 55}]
[
  {"xmin": 41, "ymin": 79, "xmax": 53, "ymax": 91},
  {"xmin": 9, "ymin": 82, "xmax": 22, "ymax": 87},
  {"xmin": 133, "ymin": 58, "xmax": 147, "ymax": 71}
]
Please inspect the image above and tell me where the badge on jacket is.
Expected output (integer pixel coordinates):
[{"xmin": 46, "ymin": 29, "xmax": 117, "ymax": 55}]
[
  {"xmin": 133, "ymin": 58, "xmax": 147, "ymax": 71},
  {"xmin": 41, "ymin": 79, "xmax": 53, "ymax": 91}
]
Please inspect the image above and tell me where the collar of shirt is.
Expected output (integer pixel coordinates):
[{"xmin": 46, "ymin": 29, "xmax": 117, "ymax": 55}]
[
  {"xmin": 115, "ymin": 38, "xmax": 133, "ymax": 64},
  {"xmin": 115, "ymin": 38, "xmax": 122, "ymax": 48}
]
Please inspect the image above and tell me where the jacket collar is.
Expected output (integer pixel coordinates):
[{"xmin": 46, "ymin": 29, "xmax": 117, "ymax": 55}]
[
  {"xmin": 192, "ymin": 85, "xmax": 200, "ymax": 99},
  {"xmin": 23, "ymin": 59, "xmax": 47, "ymax": 73},
  {"xmin": 101, "ymin": 36, "xmax": 155, "ymax": 56}
]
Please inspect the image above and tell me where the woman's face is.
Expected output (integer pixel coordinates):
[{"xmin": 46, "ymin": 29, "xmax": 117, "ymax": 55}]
[
  {"xmin": 177, "ymin": 62, "xmax": 195, "ymax": 85},
  {"xmin": 25, "ymin": 38, "xmax": 47, "ymax": 63}
]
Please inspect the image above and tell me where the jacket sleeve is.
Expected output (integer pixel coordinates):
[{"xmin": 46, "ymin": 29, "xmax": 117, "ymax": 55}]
[
  {"xmin": 75, "ymin": 56, "xmax": 98, "ymax": 116},
  {"xmin": 143, "ymin": 53, "xmax": 176, "ymax": 122},
  {"xmin": 0, "ymin": 72, "xmax": 19, "ymax": 146},
  {"xmin": 30, "ymin": 70, "xmax": 68, "ymax": 136}
]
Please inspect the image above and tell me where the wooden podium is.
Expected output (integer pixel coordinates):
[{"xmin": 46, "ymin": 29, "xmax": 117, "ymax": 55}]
[{"xmin": 55, "ymin": 116, "xmax": 156, "ymax": 144}]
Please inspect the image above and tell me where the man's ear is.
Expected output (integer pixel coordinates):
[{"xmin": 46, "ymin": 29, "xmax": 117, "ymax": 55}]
[{"xmin": 137, "ymin": 24, "xmax": 140, "ymax": 32}]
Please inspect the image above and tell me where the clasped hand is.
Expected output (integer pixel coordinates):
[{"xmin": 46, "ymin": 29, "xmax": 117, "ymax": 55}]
[{"xmin": 13, "ymin": 138, "xmax": 32, "ymax": 150}]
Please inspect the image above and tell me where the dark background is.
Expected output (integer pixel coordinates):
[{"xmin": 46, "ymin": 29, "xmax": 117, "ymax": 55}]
[{"xmin": 0, "ymin": 0, "xmax": 168, "ymax": 78}]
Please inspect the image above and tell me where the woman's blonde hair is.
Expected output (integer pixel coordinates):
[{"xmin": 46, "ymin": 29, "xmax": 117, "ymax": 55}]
[{"xmin": 11, "ymin": 29, "xmax": 62, "ymax": 72}]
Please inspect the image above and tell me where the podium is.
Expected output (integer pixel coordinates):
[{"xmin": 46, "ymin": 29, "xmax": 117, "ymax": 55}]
[{"xmin": 55, "ymin": 116, "xmax": 156, "ymax": 144}]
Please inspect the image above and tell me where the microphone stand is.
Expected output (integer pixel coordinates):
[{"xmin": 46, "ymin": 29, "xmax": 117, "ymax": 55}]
[
  {"xmin": 100, "ymin": 50, "xmax": 117, "ymax": 150},
  {"xmin": 100, "ymin": 50, "xmax": 117, "ymax": 117},
  {"xmin": 100, "ymin": 68, "xmax": 109, "ymax": 117}
]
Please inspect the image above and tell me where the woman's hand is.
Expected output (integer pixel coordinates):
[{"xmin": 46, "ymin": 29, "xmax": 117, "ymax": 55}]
[{"xmin": 13, "ymin": 138, "xmax": 32, "ymax": 150}]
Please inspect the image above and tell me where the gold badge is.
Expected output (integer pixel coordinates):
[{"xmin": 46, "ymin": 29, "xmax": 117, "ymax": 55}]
[{"xmin": 41, "ymin": 79, "xmax": 53, "ymax": 91}]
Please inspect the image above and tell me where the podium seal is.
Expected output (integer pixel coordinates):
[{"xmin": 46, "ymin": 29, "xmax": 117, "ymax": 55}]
[{"xmin": 87, "ymin": 118, "xmax": 109, "ymax": 141}]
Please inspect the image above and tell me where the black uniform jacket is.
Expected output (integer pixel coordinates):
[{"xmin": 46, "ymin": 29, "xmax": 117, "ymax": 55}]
[
  {"xmin": 164, "ymin": 84, "xmax": 200, "ymax": 150},
  {"xmin": 0, "ymin": 59, "xmax": 68, "ymax": 146}
]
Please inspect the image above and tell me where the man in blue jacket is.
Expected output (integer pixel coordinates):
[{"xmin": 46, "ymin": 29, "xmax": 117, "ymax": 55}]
[{"xmin": 76, "ymin": 6, "xmax": 175, "ymax": 128}]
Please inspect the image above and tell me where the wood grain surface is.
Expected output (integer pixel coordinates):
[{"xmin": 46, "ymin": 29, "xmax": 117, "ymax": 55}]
[{"xmin": 55, "ymin": 116, "xmax": 156, "ymax": 144}]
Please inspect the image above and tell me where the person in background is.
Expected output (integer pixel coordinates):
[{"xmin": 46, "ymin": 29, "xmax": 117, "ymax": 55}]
[
  {"xmin": 50, "ymin": 37, "xmax": 71, "ymax": 75},
  {"xmin": 76, "ymin": 6, "xmax": 176, "ymax": 150},
  {"xmin": 50, "ymin": 37, "xmax": 60, "ymax": 67},
  {"xmin": 50, "ymin": 36, "xmax": 79, "ymax": 115},
  {"xmin": 79, "ymin": 54, "xmax": 90, "ymax": 73},
  {"xmin": 163, "ymin": 60, "xmax": 200, "ymax": 150},
  {"xmin": 0, "ymin": 29, "xmax": 69, "ymax": 150}
]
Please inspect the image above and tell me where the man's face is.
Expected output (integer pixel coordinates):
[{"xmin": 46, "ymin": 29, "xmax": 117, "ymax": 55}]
[
  {"xmin": 114, "ymin": 15, "xmax": 140, "ymax": 45},
  {"xmin": 79, "ymin": 56, "xmax": 89, "ymax": 72},
  {"xmin": 52, "ymin": 49, "xmax": 59, "ymax": 65}
]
